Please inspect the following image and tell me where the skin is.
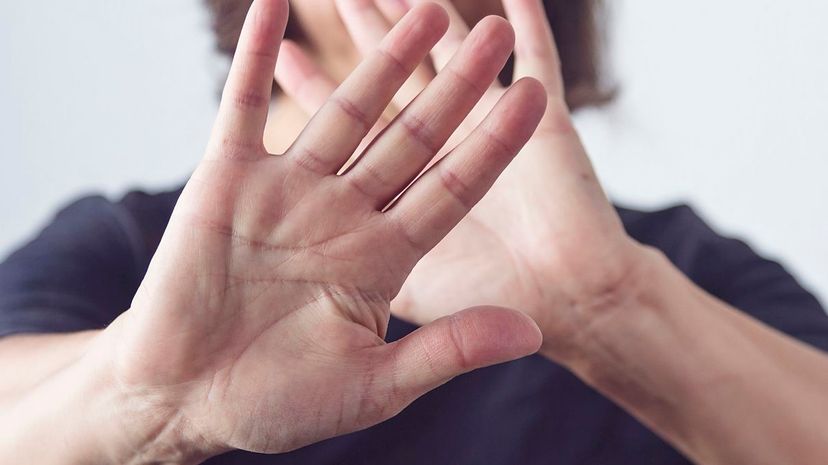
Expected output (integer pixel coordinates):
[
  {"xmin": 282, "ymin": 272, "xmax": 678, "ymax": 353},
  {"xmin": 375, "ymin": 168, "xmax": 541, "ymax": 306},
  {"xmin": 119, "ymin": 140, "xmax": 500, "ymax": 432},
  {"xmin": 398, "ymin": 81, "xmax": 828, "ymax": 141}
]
[
  {"xmin": 271, "ymin": 0, "xmax": 639, "ymax": 359},
  {"xmin": 2, "ymin": 0, "xmax": 828, "ymax": 464},
  {"xmin": 1, "ymin": 2, "xmax": 547, "ymax": 462}
]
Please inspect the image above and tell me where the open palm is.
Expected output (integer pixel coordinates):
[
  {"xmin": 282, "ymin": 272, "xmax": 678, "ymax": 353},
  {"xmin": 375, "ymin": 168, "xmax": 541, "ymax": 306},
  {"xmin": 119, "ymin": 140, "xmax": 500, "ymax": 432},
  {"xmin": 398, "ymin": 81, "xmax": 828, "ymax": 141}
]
[
  {"xmin": 277, "ymin": 0, "xmax": 642, "ymax": 360},
  {"xmin": 105, "ymin": 0, "xmax": 545, "ymax": 460}
]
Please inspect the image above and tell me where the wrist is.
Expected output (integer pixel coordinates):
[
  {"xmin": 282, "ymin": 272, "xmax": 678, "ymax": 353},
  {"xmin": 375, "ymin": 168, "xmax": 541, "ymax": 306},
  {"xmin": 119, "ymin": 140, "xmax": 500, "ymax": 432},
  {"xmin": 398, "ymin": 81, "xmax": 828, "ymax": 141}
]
[
  {"xmin": 535, "ymin": 244, "xmax": 711, "ymax": 442},
  {"xmin": 0, "ymin": 320, "xmax": 210, "ymax": 465},
  {"xmin": 537, "ymin": 238, "xmax": 828, "ymax": 465},
  {"xmin": 539, "ymin": 243, "xmax": 762, "ymax": 434},
  {"xmin": 537, "ymin": 239, "xmax": 659, "ymax": 366},
  {"xmin": 93, "ymin": 314, "xmax": 217, "ymax": 465}
]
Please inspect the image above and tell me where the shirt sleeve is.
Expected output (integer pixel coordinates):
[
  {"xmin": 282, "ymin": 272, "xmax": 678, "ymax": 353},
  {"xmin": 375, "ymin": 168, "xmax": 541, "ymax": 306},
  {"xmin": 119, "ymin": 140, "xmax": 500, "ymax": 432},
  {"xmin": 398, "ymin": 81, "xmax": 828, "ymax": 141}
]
[
  {"xmin": 621, "ymin": 204, "xmax": 828, "ymax": 353},
  {"xmin": 0, "ymin": 194, "xmax": 150, "ymax": 338}
]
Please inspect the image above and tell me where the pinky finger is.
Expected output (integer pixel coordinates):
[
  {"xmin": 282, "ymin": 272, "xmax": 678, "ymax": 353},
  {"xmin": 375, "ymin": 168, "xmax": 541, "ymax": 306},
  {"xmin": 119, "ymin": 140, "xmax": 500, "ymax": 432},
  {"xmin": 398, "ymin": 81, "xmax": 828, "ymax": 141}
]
[
  {"xmin": 274, "ymin": 40, "xmax": 337, "ymax": 115},
  {"xmin": 385, "ymin": 78, "xmax": 547, "ymax": 253}
]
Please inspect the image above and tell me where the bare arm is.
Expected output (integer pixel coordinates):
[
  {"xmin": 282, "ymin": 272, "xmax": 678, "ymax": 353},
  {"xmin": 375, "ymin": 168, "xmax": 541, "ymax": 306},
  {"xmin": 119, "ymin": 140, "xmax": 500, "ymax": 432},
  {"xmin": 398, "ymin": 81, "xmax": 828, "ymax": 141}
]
[
  {"xmin": 0, "ymin": 1, "xmax": 546, "ymax": 463},
  {"xmin": 0, "ymin": 332, "xmax": 97, "ymax": 405},
  {"xmin": 0, "ymin": 318, "xmax": 199, "ymax": 465},
  {"xmin": 322, "ymin": 1, "xmax": 828, "ymax": 463},
  {"xmin": 551, "ymin": 247, "xmax": 828, "ymax": 465}
]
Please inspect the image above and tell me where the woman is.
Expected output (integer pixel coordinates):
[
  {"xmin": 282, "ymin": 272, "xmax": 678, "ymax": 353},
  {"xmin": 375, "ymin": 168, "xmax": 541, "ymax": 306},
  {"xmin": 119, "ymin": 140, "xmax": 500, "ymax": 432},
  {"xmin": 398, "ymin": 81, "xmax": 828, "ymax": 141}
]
[{"xmin": 1, "ymin": 0, "xmax": 827, "ymax": 463}]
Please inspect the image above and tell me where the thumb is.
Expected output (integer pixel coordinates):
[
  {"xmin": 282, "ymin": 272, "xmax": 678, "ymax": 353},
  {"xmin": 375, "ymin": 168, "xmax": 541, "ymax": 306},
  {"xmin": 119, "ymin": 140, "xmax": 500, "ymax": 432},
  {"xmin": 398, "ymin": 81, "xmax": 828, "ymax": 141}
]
[{"xmin": 371, "ymin": 306, "xmax": 542, "ymax": 411}]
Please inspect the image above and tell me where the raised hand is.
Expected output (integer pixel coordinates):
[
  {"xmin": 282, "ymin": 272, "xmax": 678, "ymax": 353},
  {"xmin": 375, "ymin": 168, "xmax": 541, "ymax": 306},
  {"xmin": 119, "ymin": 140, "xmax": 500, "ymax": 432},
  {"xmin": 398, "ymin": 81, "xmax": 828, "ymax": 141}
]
[
  {"xmin": 100, "ymin": 0, "xmax": 546, "ymax": 460},
  {"xmin": 275, "ymin": 0, "xmax": 645, "ymax": 363}
]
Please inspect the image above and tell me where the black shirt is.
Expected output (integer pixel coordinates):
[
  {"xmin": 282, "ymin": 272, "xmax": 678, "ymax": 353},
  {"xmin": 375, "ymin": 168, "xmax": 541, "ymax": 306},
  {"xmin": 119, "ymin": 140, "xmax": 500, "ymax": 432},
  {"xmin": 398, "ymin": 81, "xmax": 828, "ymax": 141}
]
[{"xmin": 2, "ymin": 186, "xmax": 827, "ymax": 465}]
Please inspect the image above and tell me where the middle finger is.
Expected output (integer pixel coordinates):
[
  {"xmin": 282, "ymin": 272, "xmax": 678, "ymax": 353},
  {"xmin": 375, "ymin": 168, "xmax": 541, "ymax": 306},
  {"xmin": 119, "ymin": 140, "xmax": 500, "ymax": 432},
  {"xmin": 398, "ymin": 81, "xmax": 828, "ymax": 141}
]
[
  {"xmin": 343, "ymin": 16, "xmax": 516, "ymax": 209},
  {"xmin": 286, "ymin": 4, "xmax": 448, "ymax": 174},
  {"xmin": 407, "ymin": 0, "xmax": 472, "ymax": 71}
]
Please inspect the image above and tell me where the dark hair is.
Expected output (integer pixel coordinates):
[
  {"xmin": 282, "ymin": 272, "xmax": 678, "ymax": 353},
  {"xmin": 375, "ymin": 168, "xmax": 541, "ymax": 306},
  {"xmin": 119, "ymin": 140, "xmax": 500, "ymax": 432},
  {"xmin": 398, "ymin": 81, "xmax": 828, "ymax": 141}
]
[{"xmin": 204, "ymin": 0, "xmax": 614, "ymax": 110}]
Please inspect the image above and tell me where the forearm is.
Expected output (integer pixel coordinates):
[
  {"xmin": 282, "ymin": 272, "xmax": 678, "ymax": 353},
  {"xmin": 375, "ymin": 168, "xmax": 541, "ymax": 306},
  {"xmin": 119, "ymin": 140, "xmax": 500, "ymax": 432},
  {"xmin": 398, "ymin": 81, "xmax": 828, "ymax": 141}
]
[
  {"xmin": 550, "ymin": 246, "xmax": 828, "ymax": 465},
  {"xmin": 0, "ymin": 330, "xmax": 98, "ymax": 405},
  {"xmin": 0, "ymin": 316, "xmax": 203, "ymax": 465}
]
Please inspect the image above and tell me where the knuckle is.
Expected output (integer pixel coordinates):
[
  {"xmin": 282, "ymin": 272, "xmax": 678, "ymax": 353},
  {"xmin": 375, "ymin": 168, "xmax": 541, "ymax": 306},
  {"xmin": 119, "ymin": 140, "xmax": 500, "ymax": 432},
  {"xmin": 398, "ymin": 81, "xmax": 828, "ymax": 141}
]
[
  {"xmin": 347, "ymin": 162, "xmax": 389, "ymax": 199},
  {"xmin": 400, "ymin": 114, "xmax": 441, "ymax": 155},
  {"xmin": 229, "ymin": 89, "xmax": 270, "ymax": 111},
  {"xmin": 331, "ymin": 95, "xmax": 371, "ymax": 132},
  {"xmin": 246, "ymin": 47, "xmax": 278, "ymax": 62},
  {"xmin": 290, "ymin": 147, "xmax": 329, "ymax": 175},
  {"xmin": 375, "ymin": 47, "xmax": 410, "ymax": 83},
  {"xmin": 213, "ymin": 135, "xmax": 263, "ymax": 161},
  {"xmin": 445, "ymin": 67, "xmax": 487, "ymax": 98},
  {"xmin": 438, "ymin": 167, "xmax": 475, "ymax": 211},
  {"xmin": 480, "ymin": 127, "xmax": 516, "ymax": 162}
]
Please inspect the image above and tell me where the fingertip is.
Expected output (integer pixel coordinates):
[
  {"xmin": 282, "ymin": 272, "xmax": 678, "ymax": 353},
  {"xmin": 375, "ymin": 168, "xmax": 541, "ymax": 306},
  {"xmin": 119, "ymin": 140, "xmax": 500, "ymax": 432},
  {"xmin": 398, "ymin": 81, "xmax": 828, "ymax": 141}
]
[
  {"xmin": 237, "ymin": 0, "xmax": 289, "ymax": 58},
  {"xmin": 476, "ymin": 14, "xmax": 516, "ymax": 50},
  {"xmin": 255, "ymin": 0, "xmax": 290, "ymax": 36},
  {"xmin": 273, "ymin": 40, "xmax": 303, "ymax": 82},
  {"xmin": 375, "ymin": 305, "xmax": 543, "ymax": 409},
  {"xmin": 483, "ymin": 78, "xmax": 549, "ymax": 148},
  {"xmin": 514, "ymin": 76, "xmax": 547, "ymax": 96},
  {"xmin": 456, "ymin": 15, "xmax": 515, "ymax": 70},
  {"xmin": 407, "ymin": 2, "xmax": 451, "ymax": 38},
  {"xmin": 506, "ymin": 308, "xmax": 545, "ymax": 355},
  {"xmin": 260, "ymin": 0, "xmax": 290, "ymax": 16},
  {"xmin": 514, "ymin": 76, "xmax": 550, "ymax": 119},
  {"xmin": 451, "ymin": 306, "xmax": 543, "ymax": 366}
]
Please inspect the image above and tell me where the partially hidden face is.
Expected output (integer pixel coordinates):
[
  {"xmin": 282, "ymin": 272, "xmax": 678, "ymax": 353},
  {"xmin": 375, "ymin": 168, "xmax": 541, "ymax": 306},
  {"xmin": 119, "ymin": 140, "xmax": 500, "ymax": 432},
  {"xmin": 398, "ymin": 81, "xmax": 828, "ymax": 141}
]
[{"xmin": 290, "ymin": 0, "xmax": 506, "ymax": 28}]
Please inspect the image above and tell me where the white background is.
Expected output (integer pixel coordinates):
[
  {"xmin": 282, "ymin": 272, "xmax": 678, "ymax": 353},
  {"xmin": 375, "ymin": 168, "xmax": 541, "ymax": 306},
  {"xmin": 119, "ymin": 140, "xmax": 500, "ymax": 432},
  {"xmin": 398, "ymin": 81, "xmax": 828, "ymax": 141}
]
[{"xmin": 1, "ymin": 1, "xmax": 826, "ymax": 303}]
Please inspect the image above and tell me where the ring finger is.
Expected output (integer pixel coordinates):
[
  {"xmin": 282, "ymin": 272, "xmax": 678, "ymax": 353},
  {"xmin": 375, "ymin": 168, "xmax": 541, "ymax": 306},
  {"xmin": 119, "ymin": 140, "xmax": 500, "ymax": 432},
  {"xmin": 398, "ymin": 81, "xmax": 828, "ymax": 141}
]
[{"xmin": 344, "ymin": 16, "xmax": 516, "ymax": 209}]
